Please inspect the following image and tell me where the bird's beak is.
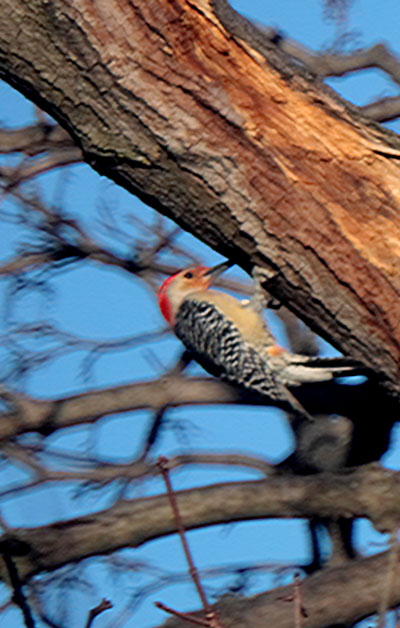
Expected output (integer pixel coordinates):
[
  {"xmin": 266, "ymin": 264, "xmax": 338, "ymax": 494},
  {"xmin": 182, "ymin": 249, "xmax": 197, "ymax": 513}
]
[{"xmin": 203, "ymin": 260, "xmax": 234, "ymax": 281}]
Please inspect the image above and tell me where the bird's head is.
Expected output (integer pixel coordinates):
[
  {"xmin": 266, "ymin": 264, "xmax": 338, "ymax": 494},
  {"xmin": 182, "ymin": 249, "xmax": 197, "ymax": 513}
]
[{"xmin": 158, "ymin": 260, "xmax": 232, "ymax": 324}]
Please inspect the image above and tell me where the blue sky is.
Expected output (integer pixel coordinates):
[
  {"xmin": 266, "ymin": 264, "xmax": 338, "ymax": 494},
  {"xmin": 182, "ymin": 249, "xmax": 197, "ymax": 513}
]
[{"xmin": 1, "ymin": 2, "xmax": 399, "ymax": 626}]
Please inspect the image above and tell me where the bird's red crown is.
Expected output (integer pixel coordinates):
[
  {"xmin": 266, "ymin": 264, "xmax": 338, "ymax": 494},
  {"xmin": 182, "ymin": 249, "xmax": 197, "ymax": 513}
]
[{"xmin": 157, "ymin": 266, "xmax": 209, "ymax": 324}]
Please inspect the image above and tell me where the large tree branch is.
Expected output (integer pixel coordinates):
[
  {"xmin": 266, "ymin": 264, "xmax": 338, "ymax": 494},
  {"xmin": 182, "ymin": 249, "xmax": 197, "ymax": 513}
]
[
  {"xmin": 1, "ymin": 465, "xmax": 399, "ymax": 579},
  {"xmin": 157, "ymin": 548, "xmax": 400, "ymax": 628},
  {"xmin": 1, "ymin": 1, "xmax": 400, "ymax": 395}
]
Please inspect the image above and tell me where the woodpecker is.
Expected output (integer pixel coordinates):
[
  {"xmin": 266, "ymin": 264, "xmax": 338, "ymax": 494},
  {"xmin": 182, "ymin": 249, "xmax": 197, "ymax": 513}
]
[{"xmin": 158, "ymin": 261, "xmax": 366, "ymax": 420}]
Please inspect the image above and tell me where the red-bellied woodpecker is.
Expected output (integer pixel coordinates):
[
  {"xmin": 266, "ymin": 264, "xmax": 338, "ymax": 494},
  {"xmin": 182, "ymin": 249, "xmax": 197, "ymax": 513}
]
[{"xmin": 158, "ymin": 261, "xmax": 366, "ymax": 421}]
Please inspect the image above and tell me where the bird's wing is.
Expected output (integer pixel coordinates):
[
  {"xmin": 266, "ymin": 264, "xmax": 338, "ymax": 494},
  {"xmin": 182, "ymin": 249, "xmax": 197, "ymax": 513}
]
[
  {"xmin": 174, "ymin": 298, "xmax": 284, "ymax": 401},
  {"xmin": 174, "ymin": 298, "xmax": 317, "ymax": 421}
]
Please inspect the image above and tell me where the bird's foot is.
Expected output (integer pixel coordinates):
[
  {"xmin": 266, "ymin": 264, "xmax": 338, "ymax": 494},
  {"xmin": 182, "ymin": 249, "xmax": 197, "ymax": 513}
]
[{"xmin": 250, "ymin": 266, "xmax": 273, "ymax": 314}]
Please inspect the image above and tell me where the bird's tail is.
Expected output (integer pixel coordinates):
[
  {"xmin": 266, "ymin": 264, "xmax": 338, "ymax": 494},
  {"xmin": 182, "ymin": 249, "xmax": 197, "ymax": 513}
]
[{"xmin": 283, "ymin": 355, "xmax": 368, "ymax": 384}]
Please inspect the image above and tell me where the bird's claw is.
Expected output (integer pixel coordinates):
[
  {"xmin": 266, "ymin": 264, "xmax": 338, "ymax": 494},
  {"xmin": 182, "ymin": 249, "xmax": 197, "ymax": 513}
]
[{"xmin": 250, "ymin": 266, "xmax": 271, "ymax": 314}]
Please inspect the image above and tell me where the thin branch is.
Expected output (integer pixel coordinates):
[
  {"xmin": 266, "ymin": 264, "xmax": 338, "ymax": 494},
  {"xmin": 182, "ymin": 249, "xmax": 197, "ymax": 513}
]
[
  {"xmin": 293, "ymin": 574, "xmax": 307, "ymax": 628},
  {"xmin": 0, "ymin": 147, "xmax": 82, "ymax": 189},
  {"xmin": 0, "ymin": 123, "xmax": 74, "ymax": 156},
  {"xmin": 140, "ymin": 407, "xmax": 168, "ymax": 458},
  {"xmin": 158, "ymin": 457, "xmax": 213, "ymax": 612},
  {"xmin": 2, "ymin": 548, "xmax": 35, "ymax": 627},
  {"xmin": 0, "ymin": 323, "xmax": 168, "ymax": 378},
  {"xmin": 84, "ymin": 598, "xmax": 113, "ymax": 628},
  {"xmin": 155, "ymin": 602, "xmax": 211, "ymax": 627},
  {"xmin": 250, "ymin": 13, "xmax": 400, "ymax": 85},
  {"xmin": 359, "ymin": 96, "xmax": 400, "ymax": 122},
  {"xmin": 0, "ymin": 445, "xmax": 272, "ymax": 501},
  {"xmin": 157, "ymin": 457, "xmax": 226, "ymax": 628}
]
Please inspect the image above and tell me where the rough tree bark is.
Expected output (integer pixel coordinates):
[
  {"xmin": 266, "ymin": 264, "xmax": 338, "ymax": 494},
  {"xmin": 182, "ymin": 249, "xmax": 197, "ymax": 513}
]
[
  {"xmin": 1, "ymin": 1, "xmax": 400, "ymax": 627},
  {"xmin": 1, "ymin": 0, "xmax": 400, "ymax": 389}
]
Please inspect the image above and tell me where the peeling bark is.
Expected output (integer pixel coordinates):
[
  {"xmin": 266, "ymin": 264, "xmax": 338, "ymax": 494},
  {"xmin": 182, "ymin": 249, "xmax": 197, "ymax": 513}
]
[{"xmin": 1, "ymin": 0, "xmax": 400, "ymax": 389}]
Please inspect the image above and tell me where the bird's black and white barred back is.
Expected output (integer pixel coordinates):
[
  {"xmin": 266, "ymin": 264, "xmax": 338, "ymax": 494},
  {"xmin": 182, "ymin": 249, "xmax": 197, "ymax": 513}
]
[{"xmin": 174, "ymin": 297, "xmax": 315, "ymax": 419}]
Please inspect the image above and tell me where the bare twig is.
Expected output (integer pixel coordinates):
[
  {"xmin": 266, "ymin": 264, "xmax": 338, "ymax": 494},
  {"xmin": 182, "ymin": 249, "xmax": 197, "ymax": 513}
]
[
  {"xmin": 84, "ymin": 598, "xmax": 113, "ymax": 628},
  {"xmin": 360, "ymin": 96, "xmax": 400, "ymax": 123},
  {"xmin": 140, "ymin": 407, "xmax": 168, "ymax": 458},
  {"xmin": 157, "ymin": 457, "xmax": 211, "ymax": 611},
  {"xmin": 0, "ymin": 447, "xmax": 272, "ymax": 502},
  {"xmin": 277, "ymin": 573, "xmax": 307, "ymax": 628},
  {"xmin": 155, "ymin": 601, "xmax": 211, "ymax": 627},
  {"xmin": 0, "ymin": 123, "xmax": 75, "ymax": 156},
  {"xmin": 0, "ymin": 147, "xmax": 82, "ymax": 187},
  {"xmin": 293, "ymin": 573, "xmax": 307, "ymax": 628},
  {"xmin": 157, "ymin": 456, "xmax": 226, "ymax": 628},
  {"xmin": 2, "ymin": 547, "xmax": 35, "ymax": 628}
]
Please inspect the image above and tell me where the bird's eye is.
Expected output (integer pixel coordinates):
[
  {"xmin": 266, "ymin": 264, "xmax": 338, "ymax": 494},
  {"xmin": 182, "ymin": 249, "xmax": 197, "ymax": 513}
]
[{"xmin": 184, "ymin": 271, "xmax": 193, "ymax": 279}]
